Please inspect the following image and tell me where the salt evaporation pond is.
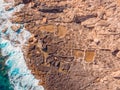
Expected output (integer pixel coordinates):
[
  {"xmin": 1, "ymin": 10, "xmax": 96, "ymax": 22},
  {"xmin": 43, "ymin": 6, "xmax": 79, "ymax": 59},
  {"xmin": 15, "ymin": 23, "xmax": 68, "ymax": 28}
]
[{"xmin": 0, "ymin": 0, "xmax": 44, "ymax": 90}]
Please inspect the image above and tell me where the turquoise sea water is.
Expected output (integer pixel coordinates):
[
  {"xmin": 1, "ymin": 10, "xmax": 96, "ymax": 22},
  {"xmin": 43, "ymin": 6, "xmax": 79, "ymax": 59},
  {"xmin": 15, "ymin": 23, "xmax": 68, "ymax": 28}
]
[
  {"xmin": 0, "ymin": 0, "xmax": 44, "ymax": 90},
  {"xmin": 0, "ymin": 51, "xmax": 13, "ymax": 90}
]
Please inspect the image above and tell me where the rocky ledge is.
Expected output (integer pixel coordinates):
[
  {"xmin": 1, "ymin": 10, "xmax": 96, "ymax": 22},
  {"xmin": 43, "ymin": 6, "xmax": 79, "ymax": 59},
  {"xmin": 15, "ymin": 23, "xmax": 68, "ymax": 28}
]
[{"xmin": 12, "ymin": 0, "xmax": 120, "ymax": 90}]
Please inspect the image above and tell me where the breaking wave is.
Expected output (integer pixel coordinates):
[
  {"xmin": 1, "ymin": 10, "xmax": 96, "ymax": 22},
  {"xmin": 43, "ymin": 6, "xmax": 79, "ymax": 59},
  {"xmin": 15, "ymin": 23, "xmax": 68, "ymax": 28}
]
[{"xmin": 0, "ymin": 0, "xmax": 44, "ymax": 90}]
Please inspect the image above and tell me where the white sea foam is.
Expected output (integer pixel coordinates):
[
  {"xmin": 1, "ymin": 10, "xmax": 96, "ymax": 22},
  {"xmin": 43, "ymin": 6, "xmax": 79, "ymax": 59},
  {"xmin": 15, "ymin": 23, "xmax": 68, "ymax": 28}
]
[{"xmin": 0, "ymin": 0, "xmax": 44, "ymax": 90}]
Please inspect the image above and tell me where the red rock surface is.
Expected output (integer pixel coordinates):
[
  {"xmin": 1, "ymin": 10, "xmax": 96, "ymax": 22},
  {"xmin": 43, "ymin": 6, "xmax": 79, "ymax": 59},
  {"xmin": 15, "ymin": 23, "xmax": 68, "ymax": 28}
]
[{"xmin": 12, "ymin": 0, "xmax": 120, "ymax": 90}]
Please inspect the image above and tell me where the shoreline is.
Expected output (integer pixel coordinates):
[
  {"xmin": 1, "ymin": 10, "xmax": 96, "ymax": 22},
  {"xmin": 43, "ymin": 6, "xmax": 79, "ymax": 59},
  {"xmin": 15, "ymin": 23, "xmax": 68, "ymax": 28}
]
[{"xmin": 0, "ymin": 0, "xmax": 44, "ymax": 90}]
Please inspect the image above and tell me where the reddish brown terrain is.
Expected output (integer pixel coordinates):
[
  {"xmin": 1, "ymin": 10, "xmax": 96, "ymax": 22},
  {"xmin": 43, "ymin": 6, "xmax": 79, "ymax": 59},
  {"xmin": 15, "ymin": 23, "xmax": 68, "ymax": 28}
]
[{"xmin": 12, "ymin": 0, "xmax": 120, "ymax": 90}]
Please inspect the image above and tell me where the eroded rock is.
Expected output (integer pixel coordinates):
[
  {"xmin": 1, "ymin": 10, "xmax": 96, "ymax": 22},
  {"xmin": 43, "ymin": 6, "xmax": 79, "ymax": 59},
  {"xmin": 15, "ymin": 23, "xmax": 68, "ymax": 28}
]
[
  {"xmin": 13, "ymin": 0, "xmax": 120, "ymax": 90},
  {"xmin": 11, "ymin": 24, "xmax": 21, "ymax": 32}
]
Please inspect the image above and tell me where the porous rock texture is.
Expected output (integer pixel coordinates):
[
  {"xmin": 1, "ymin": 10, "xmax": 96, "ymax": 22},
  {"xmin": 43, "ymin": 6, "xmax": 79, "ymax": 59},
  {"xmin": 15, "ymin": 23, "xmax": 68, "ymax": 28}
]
[{"xmin": 12, "ymin": 0, "xmax": 120, "ymax": 90}]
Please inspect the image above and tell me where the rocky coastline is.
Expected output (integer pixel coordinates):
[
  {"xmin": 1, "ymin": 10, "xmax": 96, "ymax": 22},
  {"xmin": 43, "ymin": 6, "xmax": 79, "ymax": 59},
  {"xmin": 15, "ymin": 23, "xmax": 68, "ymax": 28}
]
[{"xmin": 12, "ymin": 0, "xmax": 120, "ymax": 90}]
